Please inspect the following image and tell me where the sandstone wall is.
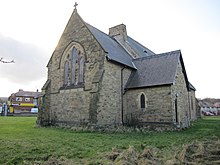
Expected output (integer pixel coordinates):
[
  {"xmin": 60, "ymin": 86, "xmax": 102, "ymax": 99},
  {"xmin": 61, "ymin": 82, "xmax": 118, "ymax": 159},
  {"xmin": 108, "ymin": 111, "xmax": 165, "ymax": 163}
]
[
  {"xmin": 124, "ymin": 86, "xmax": 173, "ymax": 125},
  {"xmin": 124, "ymin": 59, "xmax": 190, "ymax": 129},
  {"xmin": 96, "ymin": 60, "xmax": 132, "ymax": 126},
  {"xmin": 40, "ymin": 11, "xmax": 107, "ymax": 126},
  {"xmin": 171, "ymin": 60, "xmax": 190, "ymax": 128},
  {"xmin": 188, "ymin": 90, "xmax": 197, "ymax": 121}
]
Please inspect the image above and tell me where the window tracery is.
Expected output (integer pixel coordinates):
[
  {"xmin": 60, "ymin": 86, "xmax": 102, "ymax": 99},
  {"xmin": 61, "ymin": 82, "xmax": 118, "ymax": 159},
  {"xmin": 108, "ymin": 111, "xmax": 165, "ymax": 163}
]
[{"xmin": 62, "ymin": 43, "xmax": 85, "ymax": 88}]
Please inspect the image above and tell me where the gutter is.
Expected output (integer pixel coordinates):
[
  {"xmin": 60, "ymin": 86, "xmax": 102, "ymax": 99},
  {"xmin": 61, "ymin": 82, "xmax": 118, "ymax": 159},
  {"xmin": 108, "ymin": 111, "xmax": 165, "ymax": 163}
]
[{"xmin": 121, "ymin": 66, "xmax": 126, "ymax": 126}]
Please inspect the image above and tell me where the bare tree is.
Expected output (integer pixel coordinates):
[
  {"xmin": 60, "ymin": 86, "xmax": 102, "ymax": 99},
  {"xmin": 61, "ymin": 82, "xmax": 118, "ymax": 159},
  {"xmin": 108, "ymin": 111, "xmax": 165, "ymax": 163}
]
[{"xmin": 0, "ymin": 57, "xmax": 15, "ymax": 63}]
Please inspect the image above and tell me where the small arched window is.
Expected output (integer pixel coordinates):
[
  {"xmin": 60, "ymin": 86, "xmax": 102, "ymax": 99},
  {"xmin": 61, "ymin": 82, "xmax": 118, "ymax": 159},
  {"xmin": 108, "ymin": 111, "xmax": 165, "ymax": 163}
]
[
  {"xmin": 140, "ymin": 94, "xmax": 145, "ymax": 108},
  {"xmin": 191, "ymin": 96, "xmax": 194, "ymax": 110}
]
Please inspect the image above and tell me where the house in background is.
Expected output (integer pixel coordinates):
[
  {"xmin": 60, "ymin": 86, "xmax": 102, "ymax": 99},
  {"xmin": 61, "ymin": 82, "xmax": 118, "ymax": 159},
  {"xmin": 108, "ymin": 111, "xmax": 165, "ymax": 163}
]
[
  {"xmin": 0, "ymin": 97, "xmax": 8, "ymax": 114},
  {"xmin": 0, "ymin": 97, "xmax": 7, "ymax": 114},
  {"xmin": 199, "ymin": 100, "xmax": 220, "ymax": 116},
  {"xmin": 8, "ymin": 89, "xmax": 41, "ymax": 114}
]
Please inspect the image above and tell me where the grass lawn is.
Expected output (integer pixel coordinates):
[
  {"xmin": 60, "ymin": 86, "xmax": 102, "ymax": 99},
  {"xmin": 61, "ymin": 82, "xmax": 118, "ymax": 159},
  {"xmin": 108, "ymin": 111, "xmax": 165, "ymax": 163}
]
[{"xmin": 0, "ymin": 116, "xmax": 219, "ymax": 164}]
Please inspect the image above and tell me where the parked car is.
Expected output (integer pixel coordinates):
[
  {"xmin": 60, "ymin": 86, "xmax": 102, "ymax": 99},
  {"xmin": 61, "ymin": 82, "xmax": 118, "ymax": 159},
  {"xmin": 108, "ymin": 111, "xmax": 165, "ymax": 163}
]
[
  {"xmin": 204, "ymin": 111, "xmax": 215, "ymax": 116},
  {"xmin": 31, "ymin": 108, "xmax": 38, "ymax": 113}
]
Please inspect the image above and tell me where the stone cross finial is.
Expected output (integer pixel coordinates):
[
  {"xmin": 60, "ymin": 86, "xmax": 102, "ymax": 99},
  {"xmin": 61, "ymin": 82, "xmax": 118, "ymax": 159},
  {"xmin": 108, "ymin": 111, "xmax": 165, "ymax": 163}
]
[{"xmin": 74, "ymin": 2, "xmax": 78, "ymax": 10}]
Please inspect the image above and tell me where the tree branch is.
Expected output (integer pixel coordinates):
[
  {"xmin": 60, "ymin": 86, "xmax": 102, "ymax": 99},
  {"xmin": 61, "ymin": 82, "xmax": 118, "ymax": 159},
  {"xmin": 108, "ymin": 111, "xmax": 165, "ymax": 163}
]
[{"xmin": 0, "ymin": 57, "xmax": 15, "ymax": 63}]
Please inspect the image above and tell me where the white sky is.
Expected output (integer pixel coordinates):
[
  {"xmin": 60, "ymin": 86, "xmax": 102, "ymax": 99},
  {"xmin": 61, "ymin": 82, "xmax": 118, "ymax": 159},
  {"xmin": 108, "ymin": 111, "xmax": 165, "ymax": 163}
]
[{"xmin": 0, "ymin": 0, "xmax": 219, "ymax": 98}]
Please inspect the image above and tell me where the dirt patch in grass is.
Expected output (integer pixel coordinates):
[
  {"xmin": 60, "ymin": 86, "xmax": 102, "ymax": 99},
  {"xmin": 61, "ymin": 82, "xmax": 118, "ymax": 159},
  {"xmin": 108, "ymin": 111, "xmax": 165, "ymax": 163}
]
[
  {"xmin": 107, "ymin": 145, "xmax": 162, "ymax": 165},
  {"xmin": 106, "ymin": 139, "xmax": 220, "ymax": 165},
  {"xmin": 177, "ymin": 139, "xmax": 220, "ymax": 165}
]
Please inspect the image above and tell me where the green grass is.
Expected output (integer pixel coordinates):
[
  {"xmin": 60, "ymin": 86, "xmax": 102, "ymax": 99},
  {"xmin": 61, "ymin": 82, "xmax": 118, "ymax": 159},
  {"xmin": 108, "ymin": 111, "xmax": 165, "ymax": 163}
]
[{"xmin": 0, "ymin": 116, "xmax": 219, "ymax": 164}]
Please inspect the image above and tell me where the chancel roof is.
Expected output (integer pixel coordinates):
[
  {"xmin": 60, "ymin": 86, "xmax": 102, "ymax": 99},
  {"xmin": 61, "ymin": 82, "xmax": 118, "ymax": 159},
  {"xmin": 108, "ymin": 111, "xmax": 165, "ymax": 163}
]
[{"xmin": 126, "ymin": 50, "xmax": 186, "ymax": 89}]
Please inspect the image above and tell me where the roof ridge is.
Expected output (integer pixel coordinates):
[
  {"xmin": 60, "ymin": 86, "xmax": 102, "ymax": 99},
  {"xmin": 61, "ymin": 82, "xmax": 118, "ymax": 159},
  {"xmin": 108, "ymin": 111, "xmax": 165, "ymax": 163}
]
[
  {"xmin": 133, "ymin": 50, "xmax": 181, "ymax": 61},
  {"xmin": 85, "ymin": 23, "xmax": 109, "ymax": 37},
  {"xmin": 127, "ymin": 36, "xmax": 155, "ymax": 55},
  {"xmin": 157, "ymin": 50, "xmax": 181, "ymax": 56}
]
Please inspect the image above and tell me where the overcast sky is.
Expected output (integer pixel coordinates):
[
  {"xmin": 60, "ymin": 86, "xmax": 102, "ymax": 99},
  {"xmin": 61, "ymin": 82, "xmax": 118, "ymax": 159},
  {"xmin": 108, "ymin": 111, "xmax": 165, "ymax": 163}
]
[{"xmin": 0, "ymin": 0, "xmax": 219, "ymax": 98}]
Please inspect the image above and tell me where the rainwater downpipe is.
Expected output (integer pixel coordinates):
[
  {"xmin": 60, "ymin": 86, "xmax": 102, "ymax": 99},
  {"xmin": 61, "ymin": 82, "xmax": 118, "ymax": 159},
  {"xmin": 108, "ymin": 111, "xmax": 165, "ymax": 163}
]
[{"xmin": 121, "ymin": 66, "xmax": 126, "ymax": 126}]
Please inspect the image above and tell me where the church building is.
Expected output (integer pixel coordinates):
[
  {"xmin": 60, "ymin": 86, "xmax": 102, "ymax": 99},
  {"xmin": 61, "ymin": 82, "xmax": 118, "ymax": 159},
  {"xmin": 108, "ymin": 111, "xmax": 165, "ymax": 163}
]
[{"xmin": 37, "ymin": 5, "xmax": 197, "ymax": 130}]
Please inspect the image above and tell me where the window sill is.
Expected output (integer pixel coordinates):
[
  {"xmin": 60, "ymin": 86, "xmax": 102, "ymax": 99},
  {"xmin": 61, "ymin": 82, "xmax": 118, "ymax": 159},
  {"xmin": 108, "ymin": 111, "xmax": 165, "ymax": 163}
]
[{"xmin": 60, "ymin": 83, "xmax": 84, "ymax": 90}]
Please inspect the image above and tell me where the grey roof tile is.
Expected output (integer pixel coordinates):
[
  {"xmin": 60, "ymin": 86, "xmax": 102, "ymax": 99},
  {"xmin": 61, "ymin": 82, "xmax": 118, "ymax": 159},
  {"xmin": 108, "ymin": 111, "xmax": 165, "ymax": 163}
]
[
  {"xmin": 189, "ymin": 82, "xmax": 196, "ymax": 91},
  {"xmin": 86, "ymin": 23, "xmax": 135, "ymax": 69},
  {"xmin": 85, "ymin": 22, "xmax": 191, "ymax": 91},
  {"xmin": 127, "ymin": 36, "xmax": 155, "ymax": 57},
  {"xmin": 126, "ymin": 50, "xmax": 181, "ymax": 89}
]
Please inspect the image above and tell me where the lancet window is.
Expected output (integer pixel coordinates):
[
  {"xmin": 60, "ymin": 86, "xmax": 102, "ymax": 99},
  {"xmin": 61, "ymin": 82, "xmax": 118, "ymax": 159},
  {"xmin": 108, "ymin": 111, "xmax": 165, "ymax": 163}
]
[{"xmin": 63, "ymin": 44, "xmax": 85, "ymax": 88}]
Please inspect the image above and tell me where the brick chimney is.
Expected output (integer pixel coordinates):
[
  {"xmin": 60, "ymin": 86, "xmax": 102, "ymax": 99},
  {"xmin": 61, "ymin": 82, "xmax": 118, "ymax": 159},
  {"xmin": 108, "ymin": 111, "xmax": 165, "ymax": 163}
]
[{"xmin": 109, "ymin": 24, "xmax": 127, "ymax": 42}]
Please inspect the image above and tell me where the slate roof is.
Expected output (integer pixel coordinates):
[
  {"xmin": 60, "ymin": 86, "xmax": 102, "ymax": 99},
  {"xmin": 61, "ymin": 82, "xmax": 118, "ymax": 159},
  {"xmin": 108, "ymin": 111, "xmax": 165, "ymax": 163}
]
[
  {"xmin": 86, "ymin": 23, "xmax": 156, "ymax": 69},
  {"xmin": 84, "ymin": 14, "xmax": 190, "ymax": 90},
  {"xmin": 86, "ymin": 23, "xmax": 136, "ymax": 69},
  {"xmin": 14, "ymin": 90, "xmax": 41, "ymax": 98},
  {"xmin": 189, "ymin": 82, "xmax": 196, "ymax": 91},
  {"xmin": 199, "ymin": 101, "xmax": 211, "ymax": 108},
  {"xmin": 127, "ymin": 36, "xmax": 155, "ymax": 57},
  {"xmin": 85, "ymin": 22, "xmax": 191, "ymax": 90},
  {"xmin": 51, "ymin": 10, "xmax": 192, "ymax": 90},
  {"xmin": 126, "ymin": 50, "xmax": 183, "ymax": 89}
]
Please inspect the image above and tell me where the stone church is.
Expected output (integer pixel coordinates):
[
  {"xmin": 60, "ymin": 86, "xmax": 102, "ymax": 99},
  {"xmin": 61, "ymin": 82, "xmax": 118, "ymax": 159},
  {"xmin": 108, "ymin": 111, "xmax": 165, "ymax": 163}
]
[{"xmin": 37, "ymin": 6, "xmax": 197, "ymax": 130}]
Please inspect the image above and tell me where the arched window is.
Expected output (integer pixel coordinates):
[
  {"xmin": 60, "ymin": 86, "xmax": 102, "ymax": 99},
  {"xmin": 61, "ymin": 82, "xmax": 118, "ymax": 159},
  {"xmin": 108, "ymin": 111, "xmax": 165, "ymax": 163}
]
[
  {"xmin": 191, "ymin": 96, "xmax": 194, "ymax": 110},
  {"xmin": 71, "ymin": 48, "xmax": 76, "ymax": 84},
  {"xmin": 64, "ymin": 61, "xmax": 69, "ymax": 86},
  {"xmin": 62, "ymin": 44, "xmax": 85, "ymax": 87},
  {"xmin": 175, "ymin": 97, "xmax": 178, "ymax": 123},
  {"xmin": 140, "ymin": 94, "xmax": 145, "ymax": 108},
  {"xmin": 78, "ymin": 51, "xmax": 84, "ymax": 83}
]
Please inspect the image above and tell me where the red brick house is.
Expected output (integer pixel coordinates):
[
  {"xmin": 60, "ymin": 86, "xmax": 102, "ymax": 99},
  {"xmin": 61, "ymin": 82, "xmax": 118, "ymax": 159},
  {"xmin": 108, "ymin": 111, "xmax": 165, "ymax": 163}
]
[{"xmin": 8, "ymin": 89, "xmax": 41, "ymax": 113}]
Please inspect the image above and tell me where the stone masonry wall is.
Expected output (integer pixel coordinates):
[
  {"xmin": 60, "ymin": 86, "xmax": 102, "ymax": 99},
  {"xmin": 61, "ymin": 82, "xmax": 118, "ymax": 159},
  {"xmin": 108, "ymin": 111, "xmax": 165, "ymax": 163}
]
[
  {"xmin": 49, "ymin": 11, "xmax": 105, "ymax": 94},
  {"xmin": 124, "ymin": 59, "xmax": 190, "ymax": 129},
  {"xmin": 124, "ymin": 86, "xmax": 173, "ymax": 124},
  {"xmin": 40, "ymin": 11, "xmax": 106, "ymax": 126},
  {"xmin": 171, "ymin": 60, "xmax": 190, "ymax": 128},
  {"xmin": 37, "ymin": 81, "xmax": 51, "ymax": 126},
  {"xmin": 96, "ymin": 59, "xmax": 132, "ymax": 126},
  {"xmin": 188, "ymin": 91, "xmax": 197, "ymax": 121}
]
